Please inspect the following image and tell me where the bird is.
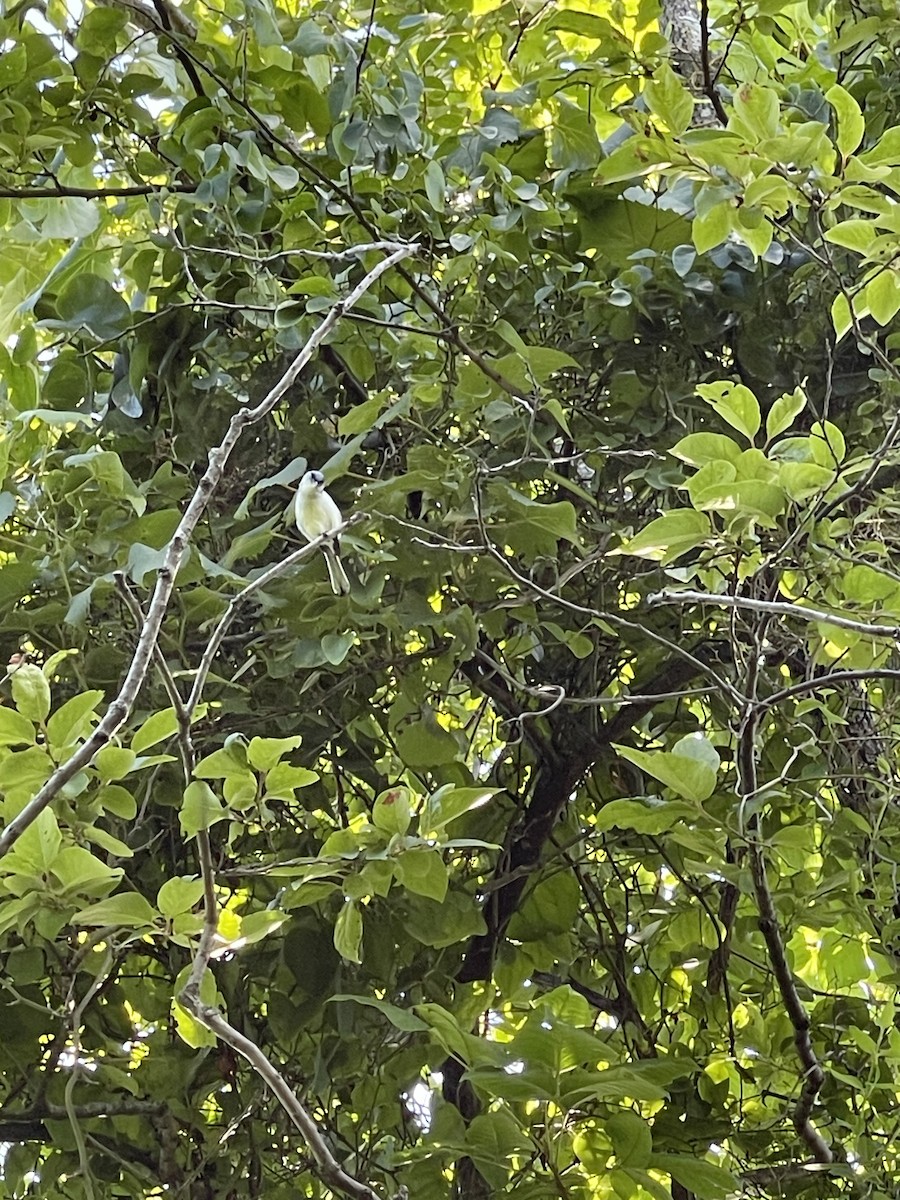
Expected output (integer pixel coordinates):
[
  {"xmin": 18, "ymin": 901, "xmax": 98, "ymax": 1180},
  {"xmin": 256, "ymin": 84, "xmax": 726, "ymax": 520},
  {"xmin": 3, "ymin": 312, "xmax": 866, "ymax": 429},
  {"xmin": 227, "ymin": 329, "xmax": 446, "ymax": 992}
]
[{"xmin": 294, "ymin": 470, "xmax": 351, "ymax": 596}]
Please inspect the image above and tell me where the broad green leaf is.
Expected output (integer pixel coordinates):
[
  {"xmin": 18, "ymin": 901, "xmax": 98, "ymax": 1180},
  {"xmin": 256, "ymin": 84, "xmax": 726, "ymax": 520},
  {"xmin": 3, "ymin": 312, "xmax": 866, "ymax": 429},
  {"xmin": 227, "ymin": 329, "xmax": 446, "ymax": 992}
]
[
  {"xmin": 824, "ymin": 219, "xmax": 877, "ymax": 254},
  {"xmin": 95, "ymin": 745, "xmax": 136, "ymax": 782},
  {"xmin": 779, "ymin": 461, "xmax": 835, "ymax": 501},
  {"xmin": 265, "ymin": 762, "xmax": 318, "ymax": 798},
  {"xmin": 46, "ymin": 690, "xmax": 103, "ymax": 749},
  {"xmin": 247, "ymin": 735, "xmax": 304, "ymax": 772},
  {"xmin": 615, "ymin": 510, "xmax": 711, "ymax": 562},
  {"xmin": 52, "ymin": 845, "xmax": 121, "ymax": 893},
  {"xmin": 421, "ymin": 786, "xmax": 496, "ymax": 834},
  {"xmin": 3, "ymin": 808, "xmax": 62, "ymax": 873},
  {"xmin": 692, "ymin": 202, "xmax": 733, "ymax": 253},
  {"xmin": 730, "ymin": 82, "xmax": 780, "ymax": 142},
  {"xmin": 841, "ymin": 564, "xmax": 897, "ymax": 603},
  {"xmin": 766, "ymin": 387, "xmax": 806, "ymax": 440},
  {"xmin": 157, "ymin": 877, "xmax": 206, "ymax": 918},
  {"xmin": 57, "ymin": 273, "xmax": 131, "ymax": 339},
  {"xmin": 826, "ymin": 83, "xmax": 865, "ymax": 157},
  {"xmin": 11, "ymin": 664, "xmax": 51, "ymax": 723},
  {"xmin": 0, "ymin": 708, "xmax": 35, "ymax": 747},
  {"xmin": 330, "ymin": 994, "xmax": 429, "ymax": 1032},
  {"xmin": 180, "ymin": 781, "xmax": 228, "ymax": 836},
  {"xmin": 608, "ymin": 1110, "xmax": 652, "ymax": 1168},
  {"xmin": 338, "ymin": 395, "xmax": 385, "ymax": 436},
  {"xmin": 689, "ymin": 479, "xmax": 786, "ymax": 521},
  {"xmin": 865, "ymin": 270, "xmax": 900, "ymax": 325},
  {"xmin": 809, "ymin": 420, "xmax": 846, "ymax": 466},
  {"xmin": 131, "ymin": 707, "xmax": 179, "ymax": 753},
  {"xmin": 334, "ymin": 899, "xmax": 363, "ymax": 963},
  {"xmin": 173, "ymin": 966, "xmax": 218, "ymax": 1049},
  {"xmin": 77, "ymin": 892, "xmax": 157, "ymax": 928},
  {"xmin": 594, "ymin": 798, "xmax": 699, "ymax": 834},
  {"xmin": 697, "ymin": 381, "xmax": 761, "ymax": 440},
  {"xmin": 650, "ymin": 1154, "xmax": 737, "ymax": 1199},
  {"xmin": 671, "ymin": 433, "xmax": 742, "ymax": 467},
  {"xmin": 644, "ymin": 62, "xmax": 694, "ymax": 135},
  {"xmin": 373, "ymin": 786, "xmax": 412, "ymax": 835},
  {"xmin": 830, "ymin": 291, "xmax": 856, "ymax": 339},
  {"xmin": 395, "ymin": 847, "xmax": 448, "ymax": 902},
  {"xmin": 613, "ymin": 743, "xmax": 717, "ymax": 802}
]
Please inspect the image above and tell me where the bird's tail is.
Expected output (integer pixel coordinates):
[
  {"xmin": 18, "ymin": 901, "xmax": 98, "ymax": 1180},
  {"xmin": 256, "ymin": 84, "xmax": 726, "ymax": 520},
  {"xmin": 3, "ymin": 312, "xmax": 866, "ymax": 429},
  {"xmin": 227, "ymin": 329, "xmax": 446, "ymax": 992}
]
[{"xmin": 323, "ymin": 543, "xmax": 351, "ymax": 596}]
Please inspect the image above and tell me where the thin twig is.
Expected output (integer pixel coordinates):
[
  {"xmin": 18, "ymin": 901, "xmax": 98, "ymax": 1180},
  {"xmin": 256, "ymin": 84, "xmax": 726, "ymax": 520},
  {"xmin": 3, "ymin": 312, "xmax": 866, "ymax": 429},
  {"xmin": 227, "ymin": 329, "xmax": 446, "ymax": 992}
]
[
  {"xmin": 698, "ymin": 0, "xmax": 728, "ymax": 124},
  {"xmin": 647, "ymin": 589, "xmax": 900, "ymax": 639},
  {"xmin": 739, "ymin": 712, "xmax": 833, "ymax": 1163}
]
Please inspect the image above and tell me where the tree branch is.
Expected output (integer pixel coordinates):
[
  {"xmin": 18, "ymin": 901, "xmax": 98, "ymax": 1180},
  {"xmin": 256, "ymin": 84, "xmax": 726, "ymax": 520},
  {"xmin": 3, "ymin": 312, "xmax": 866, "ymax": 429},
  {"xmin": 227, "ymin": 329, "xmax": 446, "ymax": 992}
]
[
  {"xmin": 0, "ymin": 182, "xmax": 197, "ymax": 198},
  {"xmin": 739, "ymin": 711, "xmax": 834, "ymax": 1164},
  {"xmin": 647, "ymin": 589, "xmax": 900, "ymax": 639}
]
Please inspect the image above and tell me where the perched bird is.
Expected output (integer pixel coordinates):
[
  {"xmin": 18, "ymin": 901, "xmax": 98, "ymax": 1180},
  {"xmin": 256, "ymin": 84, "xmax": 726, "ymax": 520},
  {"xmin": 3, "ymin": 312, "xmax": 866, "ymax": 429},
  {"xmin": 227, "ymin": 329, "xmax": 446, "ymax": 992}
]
[{"xmin": 294, "ymin": 470, "xmax": 351, "ymax": 596}]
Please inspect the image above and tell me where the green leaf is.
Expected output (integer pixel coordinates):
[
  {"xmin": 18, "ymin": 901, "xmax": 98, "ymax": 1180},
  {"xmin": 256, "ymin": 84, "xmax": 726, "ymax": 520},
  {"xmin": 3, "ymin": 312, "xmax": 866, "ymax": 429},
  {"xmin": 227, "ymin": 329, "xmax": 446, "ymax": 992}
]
[
  {"xmin": 264, "ymin": 762, "xmax": 318, "ymax": 798},
  {"xmin": 550, "ymin": 99, "xmax": 601, "ymax": 171},
  {"xmin": 321, "ymin": 633, "xmax": 355, "ymax": 665},
  {"xmin": 4, "ymin": 808, "xmax": 62, "ymax": 872},
  {"xmin": 608, "ymin": 1110, "xmax": 652, "ymax": 1168},
  {"xmin": 809, "ymin": 420, "xmax": 846, "ymax": 467},
  {"xmin": 0, "ymin": 708, "xmax": 35, "ymax": 747},
  {"xmin": 831, "ymin": 291, "xmax": 856, "ymax": 339},
  {"xmin": 180, "ymin": 781, "xmax": 228, "ymax": 837},
  {"xmin": 56, "ymin": 273, "xmax": 131, "ymax": 339},
  {"xmin": 11, "ymin": 664, "xmax": 51, "ymax": 723},
  {"xmin": 97, "ymin": 785, "xmax": 137, "ymax": 819},
  {"xmin": 338, "ymin": 395, "xmax": 385, "ymax": 436},
  {"xmin": 841, "ymin": 564, "xmax": 897, "ymax": 603},
  {"xmin": 644, "ymin": 62, "xmax": 694, "ymax": 135},
  {"xmin": 594, "ymin": 798, "xmax": 699, "ymax": 833},
  {"xmin": 766, "ymin": 386, "xmax": 806, "ymax": 440},
  {"xmin": 826, "ymin": 83, "xmax": 865, "ymax": 157},
  {"xmin": 424, "ymin": 159, "xmax": 445, "ymax": 211},
  {"xmin": 779, "ymin": 461, "xmax": 836, "ymax": 501},
  {"xmin": 613, "ymin": 743, "xmax": 718, "ymax": 802},
  {"xmin": 397, "ymin": 718, "xmax": 459, "ymax": 768},
  {"xmin": 46, "ymin": 690, "xmax": 103, "ymax": 749},
  {"xmin": 547, "ymin": 11, "xmax": 615, "ymax": 38},
  {"xmin": 95, "ymin": 745, "xmax": 136, "ymax": 782},
  {"xmin": 52, "ymin": 845, "xmax": 121, "ymax": 893},
  {"xmin": 131, "ymin": 707, "xmax": 180, "ymax": 753},
  {"xmin": 395, "ymin": 847, "xmax": 448, "ymax": 902},
  {"xmin": 372, "ymin": 786, "xmax": 412, "ymax": 835},
  {"xmin": 173, "ymin": 966, "xmax": 218, "ymax": 1048},
  {"xmin": 157, "ymin": 877, "xmax": 205, "ymax": 918},
  {"xmin": 247, "ymin": 735, "xmax": 304, "ymax": 772},
  {"xmin": 615, "ymin": 510, "xmax": 711, "ymax": 563},
  {"xmin": 671, "ymin": 433, "xmax": 742, "ymax": 467},
  {"xmin": 697, "ymin": 381, "xmax": 761, "ymax": 441},
  {"xmin": 334, "ymin": 899, "xmax": 363, "ymax": 963},
  {"xmin": 421, "ymin": 786, "xmax": 496, "ymax": 834},
  {"xmin": 692, "ymin": 203, "xmax": 733, "ymax": 254},
  {"xmin": 330, "ymin": 994, "xmax": 429, "ymax": 1032},
  {"xmin": 824, "ymin": 219, "xmax": 877, "ymax": 254},
  {"xmin": 650, "ymin": 1154, "xmax": 737, "ymax": 1199},
  {"xmin": 730, "ymin": 81, "xmax": 780, "ymax": 142},
  {"xmin": 865, "ymin": 270, "xmax": 900, "ymax": 325},
  {"xmin": 76, "ymin": 892, "xmax": 157, "ymax": 929}
]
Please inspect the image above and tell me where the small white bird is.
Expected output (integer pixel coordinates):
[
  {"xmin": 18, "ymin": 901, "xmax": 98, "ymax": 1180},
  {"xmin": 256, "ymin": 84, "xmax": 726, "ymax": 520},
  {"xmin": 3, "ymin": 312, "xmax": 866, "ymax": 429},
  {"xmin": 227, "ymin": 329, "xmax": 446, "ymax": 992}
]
[{"xmin": 294, "ymin": 470, "xmax": 351, "ymax": 596}]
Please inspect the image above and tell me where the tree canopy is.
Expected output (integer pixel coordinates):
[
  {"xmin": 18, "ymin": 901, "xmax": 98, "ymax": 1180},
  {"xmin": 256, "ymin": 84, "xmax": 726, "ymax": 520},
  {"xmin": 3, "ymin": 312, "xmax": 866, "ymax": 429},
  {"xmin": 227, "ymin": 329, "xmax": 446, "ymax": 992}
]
[{"xmin": 1, "ymin": 0, "xmax": 900, "ymax": 1197}]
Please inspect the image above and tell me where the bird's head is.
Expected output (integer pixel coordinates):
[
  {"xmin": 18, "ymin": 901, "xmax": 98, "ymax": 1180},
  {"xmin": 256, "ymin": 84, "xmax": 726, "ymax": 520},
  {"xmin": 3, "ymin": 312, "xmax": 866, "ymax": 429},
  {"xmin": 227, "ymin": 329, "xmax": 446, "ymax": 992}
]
[{"xmin": 300, "ymin": 470, "xmax": 326, "ymax": 491}]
